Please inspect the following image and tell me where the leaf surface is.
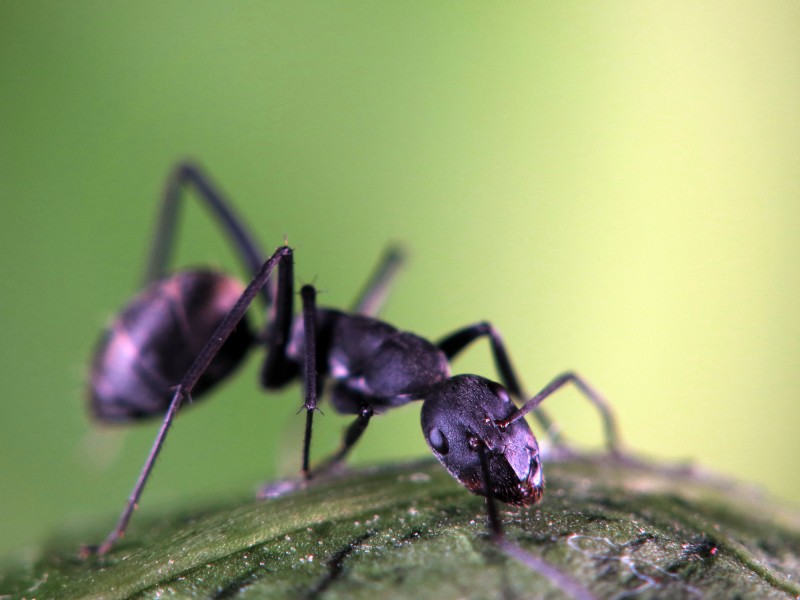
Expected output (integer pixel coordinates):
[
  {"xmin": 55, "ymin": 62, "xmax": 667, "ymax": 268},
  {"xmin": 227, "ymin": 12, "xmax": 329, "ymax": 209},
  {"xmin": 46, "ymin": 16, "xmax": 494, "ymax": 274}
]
[{"xmin": 2, "ymin": 457, "xmax": 799, "ymax": 599}]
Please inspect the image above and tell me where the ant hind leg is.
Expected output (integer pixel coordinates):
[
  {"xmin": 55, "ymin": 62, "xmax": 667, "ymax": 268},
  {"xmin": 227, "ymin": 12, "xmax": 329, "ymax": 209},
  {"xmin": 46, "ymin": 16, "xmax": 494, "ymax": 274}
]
[
  {"xmin": 85, "ymin": 246, "xmax": 293, "ymax": 556},
  {"xmin": 143, "ymin": 162, "xmax": 268, "ymax": 302}
]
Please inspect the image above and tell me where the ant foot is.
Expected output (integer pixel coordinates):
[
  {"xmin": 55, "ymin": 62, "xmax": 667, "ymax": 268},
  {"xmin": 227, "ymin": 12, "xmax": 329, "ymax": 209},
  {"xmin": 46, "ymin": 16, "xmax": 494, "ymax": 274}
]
[{"xmin": 257, "ymin": 477, "xmax": 306, "ymax": 499}]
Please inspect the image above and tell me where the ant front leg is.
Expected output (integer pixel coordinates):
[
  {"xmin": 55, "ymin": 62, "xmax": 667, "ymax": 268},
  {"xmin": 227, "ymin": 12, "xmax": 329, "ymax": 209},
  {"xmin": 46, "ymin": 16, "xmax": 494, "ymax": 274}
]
[
  {"xmin": 473, "ymin": 441, "xmax": 597, "ymax": 600},
  {"xmin": 292, "ymin": 285, "xmax": 375, "ymax": 482},
  {"xmin": 85, "ymin": 246, "xmax": 293, "ymax": 557},
  {"xmin": 257, "ymin": 250, "xmax": 323, "ymax": 481},
  {"xmin": 437, "ymin": 321, "xmax": 563, "ymax": 445}
]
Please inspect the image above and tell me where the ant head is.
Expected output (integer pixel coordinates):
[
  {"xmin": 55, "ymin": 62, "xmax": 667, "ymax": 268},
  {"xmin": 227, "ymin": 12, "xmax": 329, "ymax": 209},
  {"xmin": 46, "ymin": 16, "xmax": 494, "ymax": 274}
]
[{"xmin": 421, "ymin": 374, "xmax": 543, "ymax": 506}]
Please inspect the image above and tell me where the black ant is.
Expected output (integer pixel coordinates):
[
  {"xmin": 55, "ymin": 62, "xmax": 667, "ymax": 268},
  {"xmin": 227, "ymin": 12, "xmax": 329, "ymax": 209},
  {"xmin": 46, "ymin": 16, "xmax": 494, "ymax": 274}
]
[{"xmin": 85, "ymin": 162, "xmax": 620, "ymax": 598}]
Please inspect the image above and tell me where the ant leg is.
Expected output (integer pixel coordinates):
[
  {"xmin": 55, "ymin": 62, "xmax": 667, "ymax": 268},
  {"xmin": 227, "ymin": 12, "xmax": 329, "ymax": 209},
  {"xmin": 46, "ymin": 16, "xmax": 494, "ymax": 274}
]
[
  {"xmin": 437, "ymin": 322, "xmax": 562, "ymax": 445},
  {"xmin": 298, "ymin": 287, "xmax": 375, "ymax": 481},
  {"xmin": 329, "ymin": 403, "xmax": 374, "ymax": 464},
  {"xmin": 350, "ymin": 244, "xmax": 406, "ymax": 316},
  {"xmin": 474, "ymin": 441, "xmax": 596, "ymax": 600},
  {"xmin": 143, "ymin": 161, "xmax": 269, "ymax": 304},
  {"xmin": 257, "ymin": 390, "xmax": 373, "ymax": 498},
  {"xmin": 87, "ymin": 246, "xmax": 293, "ymax": 556},
  {"xmin": 312, "ymin": 391, "xmax": 374, "ymax": 476},
  {"xmin": 497, "ymin": 372, "xmax": 621, "ymax": 455},
  {"xmin": 261, "ymin": 243, "xmax": 297, "ymax": 388},
  {"xmin": 299, "ymin": 285, "xmax": 320, "ymax": 479}
]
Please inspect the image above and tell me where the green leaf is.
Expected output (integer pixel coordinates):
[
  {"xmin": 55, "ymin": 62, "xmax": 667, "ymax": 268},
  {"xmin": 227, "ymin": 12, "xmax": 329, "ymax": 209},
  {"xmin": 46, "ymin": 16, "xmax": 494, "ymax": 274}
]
[{"xmin": 2, "ymin": 457, "xmax": 799, "ymax": 599}]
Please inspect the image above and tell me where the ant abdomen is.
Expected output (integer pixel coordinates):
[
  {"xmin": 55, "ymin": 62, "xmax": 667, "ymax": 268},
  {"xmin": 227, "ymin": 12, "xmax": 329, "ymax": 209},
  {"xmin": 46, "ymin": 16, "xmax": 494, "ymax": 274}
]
[{"xmin": 89, "ymin": 270, "xmax": 254, "ymax": 422}]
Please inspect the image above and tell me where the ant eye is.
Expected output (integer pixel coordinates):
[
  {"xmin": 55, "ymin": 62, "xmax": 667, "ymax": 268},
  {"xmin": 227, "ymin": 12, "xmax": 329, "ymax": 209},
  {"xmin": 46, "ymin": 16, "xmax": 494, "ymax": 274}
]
[{"xmin": 428, "ymin": 427, "xmax": 449, "ymax": 455}]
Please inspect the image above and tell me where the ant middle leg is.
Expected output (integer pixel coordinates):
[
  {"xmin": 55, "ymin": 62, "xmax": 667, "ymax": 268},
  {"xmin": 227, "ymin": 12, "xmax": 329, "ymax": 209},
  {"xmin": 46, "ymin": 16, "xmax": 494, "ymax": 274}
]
[{"xmin": 307, "ymin": 388, "xmax": 375, "ymax": 477}]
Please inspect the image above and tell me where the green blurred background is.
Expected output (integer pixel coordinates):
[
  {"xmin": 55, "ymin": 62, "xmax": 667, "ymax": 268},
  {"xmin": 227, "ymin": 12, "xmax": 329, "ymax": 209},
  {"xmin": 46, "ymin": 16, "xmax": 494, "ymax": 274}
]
[{"xmin": 2, "ymin": 2, "xmax": 799, "ymax": 557}]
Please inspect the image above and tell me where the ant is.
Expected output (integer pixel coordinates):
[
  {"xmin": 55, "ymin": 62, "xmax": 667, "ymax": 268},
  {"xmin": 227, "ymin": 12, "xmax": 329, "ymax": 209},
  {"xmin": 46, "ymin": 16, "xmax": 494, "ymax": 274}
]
[{"xmin": 85, "ymin": 162, "xmax": 620, "ymax": 598}]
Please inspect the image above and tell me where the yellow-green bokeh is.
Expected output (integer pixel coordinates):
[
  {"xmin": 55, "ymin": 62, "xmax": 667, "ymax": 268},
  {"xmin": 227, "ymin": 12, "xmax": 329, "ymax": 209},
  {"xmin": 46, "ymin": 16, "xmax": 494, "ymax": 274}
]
[{"xmin": 1, "ymin": 2, "xmax": 798, "ymax": 556}]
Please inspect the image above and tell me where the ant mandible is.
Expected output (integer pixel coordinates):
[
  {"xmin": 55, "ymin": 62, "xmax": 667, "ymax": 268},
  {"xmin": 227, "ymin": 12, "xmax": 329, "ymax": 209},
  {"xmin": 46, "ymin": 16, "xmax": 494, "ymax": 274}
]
[{"xmin": 85, "ymin": 162, "xmax": 620, "ymax": 597}]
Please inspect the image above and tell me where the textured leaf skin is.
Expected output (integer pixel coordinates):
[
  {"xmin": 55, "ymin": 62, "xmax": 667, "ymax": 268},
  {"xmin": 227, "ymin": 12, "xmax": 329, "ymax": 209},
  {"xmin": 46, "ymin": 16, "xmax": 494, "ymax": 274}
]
[{"xmin": 2, "ymin": 456, "xmax": 799, "ymax": 599}]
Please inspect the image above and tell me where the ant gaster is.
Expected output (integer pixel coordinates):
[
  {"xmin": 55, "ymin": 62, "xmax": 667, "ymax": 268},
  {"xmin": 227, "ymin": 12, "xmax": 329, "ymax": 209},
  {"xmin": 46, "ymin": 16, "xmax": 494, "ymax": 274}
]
[{"xmin": 86, "ymin": 162, "xmax": 620, "ymax": 598}]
